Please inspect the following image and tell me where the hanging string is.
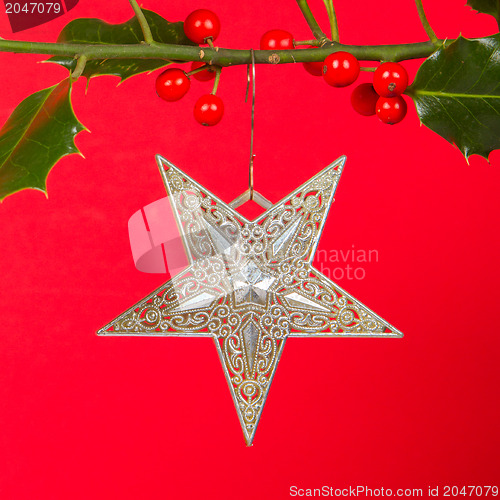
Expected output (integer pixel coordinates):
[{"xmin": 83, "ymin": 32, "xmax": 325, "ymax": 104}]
[
  {"xmin": 231, "ymin": 49, "xmax": 271, "ymax": 211},
  {"xmin": 247, "ymin": 49, "xmax": 256, "ymax": 200}
]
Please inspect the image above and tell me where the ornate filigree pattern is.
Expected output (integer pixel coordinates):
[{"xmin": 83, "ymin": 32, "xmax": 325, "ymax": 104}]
[{"xmin": 98, "ymin": 155, "xmax": 403, "ymax": 445}]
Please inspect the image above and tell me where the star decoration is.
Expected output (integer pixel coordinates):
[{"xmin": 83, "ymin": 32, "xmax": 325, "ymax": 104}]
[{"xmin": 98, "ymin": 155, "xmax": 403, "ymax": 445}]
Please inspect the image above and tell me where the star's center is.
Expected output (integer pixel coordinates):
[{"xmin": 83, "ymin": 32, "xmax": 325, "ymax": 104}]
[{"xmin": 230, "ymin": 260, "xmax": 276, "ymax": 307}]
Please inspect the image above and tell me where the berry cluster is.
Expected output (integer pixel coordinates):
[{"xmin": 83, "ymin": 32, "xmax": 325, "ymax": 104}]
[
  {"xmin": 358, "ymin": 62, "xmax": 408, "ymax": 124},
  {"xmin": 321, "ymin": 55, "xmax": 408, "ymax": 125},
  {"xmin": 157, "ymin": 17, "xmax": 410, "ymax": 128},
  {"xmin": 260, "ymin": 30, "xmax": 409, "ymax": 125},
  {"xmin": 155, "ymin": 9, "xmax": 224, "ymax": 126}
]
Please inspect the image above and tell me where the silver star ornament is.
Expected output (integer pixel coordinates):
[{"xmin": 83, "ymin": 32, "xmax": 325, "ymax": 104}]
[{"xmin": 98, "ymin": 155, "xmax": 403, "ymax": 445}]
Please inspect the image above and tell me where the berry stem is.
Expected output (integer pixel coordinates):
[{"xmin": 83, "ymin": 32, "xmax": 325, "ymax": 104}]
[
  {"xmin": 360, "ymin": 66, "xmax": 376, "ymax": 72},
  {"xmin": 414, "ymin": 0, "xmax": 438, "ymax": 45},
  {"xmin": 70, "ymin": 54, "xmax": 87, "ymax": 80},
  {"xmin": 295, "ymin": 0, "xmax": 329, "ymax": 45},
  {"xmin": 211, "ymin": 66, "xmax": 222, "ymax": 95},
  {"xmin": 322, "ymin": 0, "xmax": 339, "ymax": 43},
  {"xmin": 127, "ymin": 0, "xmax": 154, "ymax": 45},
  {"xmin": 187, "ymin": 64, "xmax": 213, "ymax": 76}
]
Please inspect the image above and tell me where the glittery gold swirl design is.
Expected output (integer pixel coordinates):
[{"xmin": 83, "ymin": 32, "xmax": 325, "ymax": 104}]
[
  {"xmin": 98, "ymin": 155, "xmax": 402, "ymax": 445},
  {"xmin": 215, "ymin": 308, "xmax": 287, "ymax": 442},
  {"xmin": 274, "ymin": 258, "xmax": 395, "ymax": 336}
]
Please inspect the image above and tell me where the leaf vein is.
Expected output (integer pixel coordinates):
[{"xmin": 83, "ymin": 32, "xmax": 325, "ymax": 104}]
[{"xmin": 468, "ymin": 46, "xmax": 499, "ymax": 94}]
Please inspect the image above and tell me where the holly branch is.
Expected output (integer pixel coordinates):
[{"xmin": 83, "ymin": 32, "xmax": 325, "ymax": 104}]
[
  {"xmin": 0, "ymin": 0, "xmax": 451, "ymax": 64},
  {"xmin": 0, "ymin": 37, "xmax": 445, "ymax": 64},
  {"xmin": 0, "ymin": 0, "xmax": 499, "ymax": 202}
]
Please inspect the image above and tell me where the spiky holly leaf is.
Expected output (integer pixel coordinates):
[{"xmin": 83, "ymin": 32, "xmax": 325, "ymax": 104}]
[
  {"xmin": 0, "ymin": 79, "xmax": 85, "ymax": 202},
  {"xmin": 407, "ymin": 35, "xmax": 500, "ymax": 161},
  {"xmin": 467, "ymin": 0, "xmax": 500, "ymax": 25},
  {"xmin": 48, "ymin": 10, "xmax": 196, "ymax": 81}
]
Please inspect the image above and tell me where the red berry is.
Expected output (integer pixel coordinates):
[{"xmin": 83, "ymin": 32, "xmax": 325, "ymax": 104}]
[
  {"xmin": 155, "ymin": 68, "xmax": 190, "ymax": 102},
  {"xmin": 376, "ymin": 96, "xmax": 407, "ymax": 124},
  {"xmin": 303, "ymin": 46, "xmax": 323, "ymax": 76},
  {"xmin": 184, "ymin": 9, "xmax": 220, "ymax": 45},
  {"xmin": 194, "ymin": 94, "xmax": 224, "ymax": 126},
  {"xmin": 260, "ymin": 30, "xmax": 294, "ymax": 50},
  {"xmin": 190, "ymin": 61, "xmax": 216, "ymax": 82},
  {"xmin": 373, "ymin": 62, "xmax": 408, "ymax": 97},
  {"xmin": 351, "ymin": 83, "xmax": 379, "ymax": 116},
  {"xmin": 323, "ymin": 51, "xmax": 360, "ymax": 87}
]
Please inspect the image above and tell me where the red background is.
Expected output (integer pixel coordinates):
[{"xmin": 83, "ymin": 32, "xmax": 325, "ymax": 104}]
[{"xmin": 0, "ymin": 1, "xmax": 499, "ymax": 498}]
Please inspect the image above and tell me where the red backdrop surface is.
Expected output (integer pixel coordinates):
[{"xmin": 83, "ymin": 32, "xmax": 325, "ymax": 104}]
[{"xmin": 0, "ymin": 1, "xmax": 499, "ymax": 499}]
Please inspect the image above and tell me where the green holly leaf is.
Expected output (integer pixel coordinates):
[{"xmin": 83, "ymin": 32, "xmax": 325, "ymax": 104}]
[
  {"xmin": 466, "ymin": 0, "xmax": 500, "ymax": 25},
  {"xmin": 0, "ymin": 79, "xmax": 85, "ymax": 202},
  {"xmin": 48, "ymin": 10, "xmax": 196, "ymax": 82},
  {"xmin": 407, "ymin": 35, "xmax": 500, "ymax": 161}
]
